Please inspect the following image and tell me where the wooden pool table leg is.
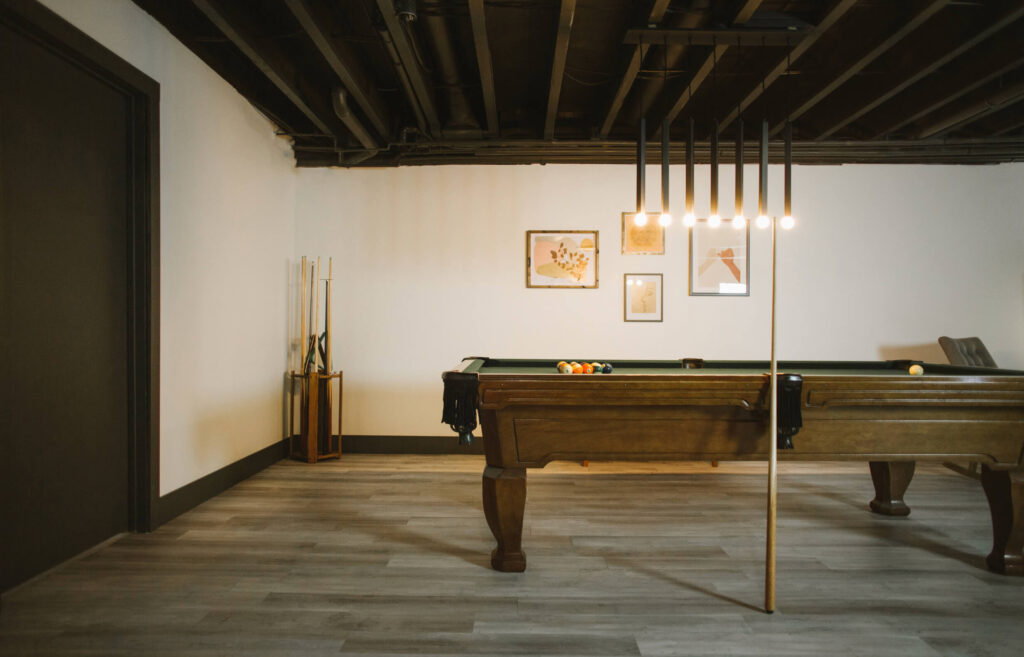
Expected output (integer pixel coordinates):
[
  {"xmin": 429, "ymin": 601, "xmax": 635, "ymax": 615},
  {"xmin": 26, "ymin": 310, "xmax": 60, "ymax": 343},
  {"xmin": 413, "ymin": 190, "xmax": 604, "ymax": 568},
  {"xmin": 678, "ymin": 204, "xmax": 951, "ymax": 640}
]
[
  {"xmin": 868, "ymin": 461, "xmax": 915, "ymax": 516},
  {"xmin": 482, "ymin": 465, "xmax": 527, "ymax": 572},
  {"xmin": 981, "ymin": 465, "xmax": 1024, "ymax": 575}
]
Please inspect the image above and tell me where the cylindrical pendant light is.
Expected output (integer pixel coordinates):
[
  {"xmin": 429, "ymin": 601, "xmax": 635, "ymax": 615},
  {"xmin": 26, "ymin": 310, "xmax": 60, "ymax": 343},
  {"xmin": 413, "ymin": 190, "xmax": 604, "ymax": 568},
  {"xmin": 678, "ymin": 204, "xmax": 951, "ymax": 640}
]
[
  {"xmin": 733, "ymin": 119, "xmax": 745, "ymax": 229},
  {"xmin": 684, "ymin": 118, "xmax": 695, "ymax": 227},
  {"xmin": 659, "ymin": 118, "xmax": 671, "ymax": 226},
  {"xmin": 782, "ymin": 120, "xmax": 794, "ymax": 230},
  {"xmin": 757, "ymin": 119, "xmax": 770, "ymax": 229},
  {"xmin": 635, "ymin": 117, "xmax": 647, "ymax": 226},
  {"xmin": 709, "ymin": 120, "xmax": 720, "ymax": 227}
]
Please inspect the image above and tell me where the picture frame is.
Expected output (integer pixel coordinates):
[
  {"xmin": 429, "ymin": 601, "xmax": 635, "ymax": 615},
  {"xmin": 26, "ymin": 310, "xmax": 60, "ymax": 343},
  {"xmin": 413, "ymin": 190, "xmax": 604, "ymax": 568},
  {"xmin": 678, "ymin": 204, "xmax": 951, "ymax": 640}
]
[
  {"xmin": 621, "ymin": 212, "xmax": 665, "ymax": 255},
  {"xmin": 526, "ymin": 230, "xmax": 599, "ymax": 288},
  {"xmin": 689, "ymin": 219, "xmax": 750, "ymax": 296},
  {"xmin": 624, "ymin": 273, "xmax": 663, "ymax": 322}
]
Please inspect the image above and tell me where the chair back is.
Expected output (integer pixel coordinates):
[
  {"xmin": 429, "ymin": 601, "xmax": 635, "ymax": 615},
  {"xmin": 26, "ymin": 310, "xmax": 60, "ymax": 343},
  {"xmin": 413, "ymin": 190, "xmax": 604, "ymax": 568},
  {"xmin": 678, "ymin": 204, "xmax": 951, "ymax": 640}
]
[{"xmin": 938, "ymin": 336, "xmax": 997, "ymax": 367}]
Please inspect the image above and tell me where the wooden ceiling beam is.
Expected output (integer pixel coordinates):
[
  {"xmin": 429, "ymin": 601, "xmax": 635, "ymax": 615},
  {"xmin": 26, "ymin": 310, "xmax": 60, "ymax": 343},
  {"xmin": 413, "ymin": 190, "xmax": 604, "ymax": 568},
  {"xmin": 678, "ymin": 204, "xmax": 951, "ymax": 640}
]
[
  {"xmin": 544, "ymin": 0, "xmax": 577, "ymax": 140},
  {"xmin": 283, "ymin": 0, "xmax": 389, "ymax": 140},
  {"xmin": 769, "ymin": 0, "xmax": 948, "ymax": 136},
  {"xmin": 657, "ymin": 0, "xmax": 764, "ymax": 131},
  {"xmin": 815, "ymin": 4, "xmax": 1024, "ymax": 140},
  {"xmin": 917, "ymin": 79, "xmax": 1024, "ymax": 138},
  {"xmin": 468, "ymin": 0, "xmax": 499, "ymax": 136},
  {"xmin": 191, "ymin": 0, "xmax": 352, "ymax": 143},
  {"xmin": 869, "ymin": 29, "xmax": 1024, "ymax": 138},
  {"xmin": 373, "ymin": 0, "xmax": 441, "ymax": 137},
  {"xmin": 718, "ymin": 0, "xmax": 858, "ymax": 133},
  {"xmin": 597, "ymin": 0, "xmax": 672, "ymax": 139}
]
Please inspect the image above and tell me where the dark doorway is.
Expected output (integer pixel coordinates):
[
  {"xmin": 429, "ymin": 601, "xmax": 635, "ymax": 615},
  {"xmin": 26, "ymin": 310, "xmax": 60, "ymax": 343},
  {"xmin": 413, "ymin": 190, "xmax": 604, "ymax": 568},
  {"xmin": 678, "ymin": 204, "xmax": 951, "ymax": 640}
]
[{"xmin": 0, "ymin": 0, "xmax": 159, "ymax": 593}]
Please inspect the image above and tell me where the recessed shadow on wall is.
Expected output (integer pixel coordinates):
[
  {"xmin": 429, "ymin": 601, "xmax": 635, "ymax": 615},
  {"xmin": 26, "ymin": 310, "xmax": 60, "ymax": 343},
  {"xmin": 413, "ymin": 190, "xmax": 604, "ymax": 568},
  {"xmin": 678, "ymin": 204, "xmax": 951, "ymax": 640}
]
[{"xmin": 878, "ymin": 343, "xmax": 947, "ymax": 363}]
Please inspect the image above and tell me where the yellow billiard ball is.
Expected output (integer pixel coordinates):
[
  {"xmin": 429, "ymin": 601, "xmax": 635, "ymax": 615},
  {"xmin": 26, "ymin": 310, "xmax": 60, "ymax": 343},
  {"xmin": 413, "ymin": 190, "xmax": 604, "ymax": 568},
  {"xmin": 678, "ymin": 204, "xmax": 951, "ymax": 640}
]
[{"xmin": 908, "ymin": 364, "xmax": 924, "ymax": 376}]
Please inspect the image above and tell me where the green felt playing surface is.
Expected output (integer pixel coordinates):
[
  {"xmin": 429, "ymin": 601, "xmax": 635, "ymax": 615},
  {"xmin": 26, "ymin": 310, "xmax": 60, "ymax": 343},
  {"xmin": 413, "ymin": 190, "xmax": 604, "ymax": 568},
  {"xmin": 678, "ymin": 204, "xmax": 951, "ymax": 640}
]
[{"xmin": 463, "ymin": 358, "xmax": 1017, "ymax": 377}]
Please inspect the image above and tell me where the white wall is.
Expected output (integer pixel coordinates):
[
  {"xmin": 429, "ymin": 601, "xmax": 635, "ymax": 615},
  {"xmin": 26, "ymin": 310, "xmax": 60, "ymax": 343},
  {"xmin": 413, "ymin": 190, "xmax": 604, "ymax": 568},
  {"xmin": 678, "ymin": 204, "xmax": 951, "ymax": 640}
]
[
  {"xmin": 296, "ymin": 163, "xmax": 1024, "ymax": 438},
  {"xmin": 39, "ymin": 0, "xmax": 298, "ymax": 494}
]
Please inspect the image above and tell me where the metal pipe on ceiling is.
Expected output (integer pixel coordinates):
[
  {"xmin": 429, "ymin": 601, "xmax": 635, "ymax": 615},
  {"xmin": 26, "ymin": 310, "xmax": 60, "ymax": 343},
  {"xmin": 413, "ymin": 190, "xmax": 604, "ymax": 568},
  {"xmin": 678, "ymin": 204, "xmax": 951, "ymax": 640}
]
[{"xmin": 422, "ymin": 14, "xmax": 482, "ymax": 137}]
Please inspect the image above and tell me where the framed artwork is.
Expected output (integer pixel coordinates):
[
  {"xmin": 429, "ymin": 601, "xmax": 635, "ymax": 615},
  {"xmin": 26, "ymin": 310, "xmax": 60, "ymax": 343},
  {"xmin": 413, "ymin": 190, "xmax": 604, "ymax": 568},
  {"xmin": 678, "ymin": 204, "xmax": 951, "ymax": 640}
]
[
  {"xmin": 624, "ymin": 273, "xmax": 663, "ymax": 322},
  {"xmin": 621, "ymin": 212, "xmax": 665, "ymax": 255},
  {"xmin": 689, "ymin": 219, "xmax": 749, "ymax": 296},
  {"xmin": 526, "ymin": 230, "xmax": 599, "ymax": 288}
]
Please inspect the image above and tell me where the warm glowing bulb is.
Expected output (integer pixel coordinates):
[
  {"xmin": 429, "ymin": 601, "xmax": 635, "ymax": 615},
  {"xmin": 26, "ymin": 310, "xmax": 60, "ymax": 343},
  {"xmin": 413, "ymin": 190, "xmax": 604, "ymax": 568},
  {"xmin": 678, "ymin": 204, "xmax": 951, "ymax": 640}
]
[
  {"xmin": 683, "ymin": 212, "xmax": 696, "ymax": 227},
  {"xmin": 732, "ymin": 214, "xmax": 746, "ymax": 230},
  {"xmin": 708, "ymin": 214, "xmax": 721, "ymax": 228},
  {"xmin": 781, "ymin": 215, "xmax": 795, "ymax": 230},
  {"xmin": 756, "ymin": 214, "xmax": 770, "ymax": 229},
  {"xmin": 658, "ymin": 212, "xmax": 672, "ymax": 227},
  {"xmin": 634, "ymin": 212, "xmax": 648, "ymax": 227}
]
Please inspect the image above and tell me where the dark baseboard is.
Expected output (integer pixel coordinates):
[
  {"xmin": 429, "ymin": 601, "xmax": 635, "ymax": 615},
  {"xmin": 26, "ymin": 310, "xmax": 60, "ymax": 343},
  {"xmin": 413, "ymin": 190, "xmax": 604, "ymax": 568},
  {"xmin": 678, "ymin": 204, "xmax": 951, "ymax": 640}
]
[
  {"xmin": 155, "ymin": 439, "xmax": 289, "ymax": 526},
  {"xmin": 342, "ymin": 434, "xmax": 484, "ymax": 455}
]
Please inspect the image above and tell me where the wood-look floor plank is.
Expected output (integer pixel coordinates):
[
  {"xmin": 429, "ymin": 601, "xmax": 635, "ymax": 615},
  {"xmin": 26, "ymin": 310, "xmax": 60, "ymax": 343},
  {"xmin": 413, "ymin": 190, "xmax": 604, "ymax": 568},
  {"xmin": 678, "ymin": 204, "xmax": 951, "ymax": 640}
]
[{"xmin": 1, "ymin": 456, "xmax": 1022, "ymax": 656}]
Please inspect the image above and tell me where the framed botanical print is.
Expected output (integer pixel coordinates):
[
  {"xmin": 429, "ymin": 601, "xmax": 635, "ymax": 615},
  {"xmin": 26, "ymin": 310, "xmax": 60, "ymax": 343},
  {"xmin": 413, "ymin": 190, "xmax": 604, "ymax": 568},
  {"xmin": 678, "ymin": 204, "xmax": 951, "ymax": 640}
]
[
  {"xmin": 689, "ymin": 219, "xmax": 749, "ymax": 296},
  {"xmin": 624, "ymin": 273, "xmax": 663, "ymax": 322},
  {"xmin": 621, "ymin": 212, "xmax": 665, "ymax": 254},
  {"xmin": 526, "ymin": 230, "xmax": 599, "ymax": 288}
]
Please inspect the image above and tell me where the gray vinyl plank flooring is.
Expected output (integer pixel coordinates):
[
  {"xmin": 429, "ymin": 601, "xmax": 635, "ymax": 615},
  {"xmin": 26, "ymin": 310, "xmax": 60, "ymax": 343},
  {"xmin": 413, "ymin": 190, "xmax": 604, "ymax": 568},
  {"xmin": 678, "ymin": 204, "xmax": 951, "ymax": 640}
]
[{"xmin": 2, "ymin": 456, "xmax": 1023, "ymax": 656}]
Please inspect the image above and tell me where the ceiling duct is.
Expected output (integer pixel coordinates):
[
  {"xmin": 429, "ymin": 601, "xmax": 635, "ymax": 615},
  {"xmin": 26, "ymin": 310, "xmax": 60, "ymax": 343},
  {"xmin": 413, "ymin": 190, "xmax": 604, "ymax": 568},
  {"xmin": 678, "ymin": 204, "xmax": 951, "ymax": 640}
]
[{"xmin": 423, "ymin": 14, "xmax": 482, "ymax": 138}]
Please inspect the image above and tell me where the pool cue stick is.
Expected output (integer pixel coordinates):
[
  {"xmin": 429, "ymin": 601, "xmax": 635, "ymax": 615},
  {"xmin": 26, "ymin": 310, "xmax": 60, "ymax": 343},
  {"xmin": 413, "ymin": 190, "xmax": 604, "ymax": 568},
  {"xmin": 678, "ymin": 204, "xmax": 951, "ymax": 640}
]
[
  {"xmin": 308, "ymin": 264, "xmax": 315, "ymax": 373},
  {"xmin": 326, "ymin": 257, "xmax": 332, "ymax": 373},
  {"xmin": 766, "ymin": 216, "xmax": 778, "ymax": 613},
  {"xmin": 299, "ymin": 256, "xmax": 306, "ymax": 371},
  {"xmin": 314, "ymin": 257, "xmax": 321, "ymax": 370}
]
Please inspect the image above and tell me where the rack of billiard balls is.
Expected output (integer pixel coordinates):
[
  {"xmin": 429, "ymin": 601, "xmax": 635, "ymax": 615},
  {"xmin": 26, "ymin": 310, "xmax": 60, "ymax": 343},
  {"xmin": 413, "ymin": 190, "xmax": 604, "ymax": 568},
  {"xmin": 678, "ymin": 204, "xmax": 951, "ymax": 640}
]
[{"xmin": 556, "ymin": 361, "xmax": 614, "ymax": 374}]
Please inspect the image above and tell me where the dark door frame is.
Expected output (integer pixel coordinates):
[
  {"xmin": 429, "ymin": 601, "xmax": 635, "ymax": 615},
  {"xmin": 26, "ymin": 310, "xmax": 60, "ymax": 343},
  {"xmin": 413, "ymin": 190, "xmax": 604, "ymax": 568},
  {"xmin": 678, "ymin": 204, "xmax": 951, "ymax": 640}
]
[{"xmin": 1, "ymin": 0, "xmax": 160, "ymax": 531}]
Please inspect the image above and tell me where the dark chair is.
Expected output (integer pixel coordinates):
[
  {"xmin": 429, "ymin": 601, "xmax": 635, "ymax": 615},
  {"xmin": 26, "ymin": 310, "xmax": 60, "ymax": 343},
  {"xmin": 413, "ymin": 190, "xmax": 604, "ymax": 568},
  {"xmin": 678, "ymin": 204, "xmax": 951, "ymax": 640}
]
[
  {"xmin": 938, "ymin": 336, "xmax": 996, "ymax": 479},
  {"xmin": 938, "ymin": 336, "xmax": 996, "ymax": 368}
]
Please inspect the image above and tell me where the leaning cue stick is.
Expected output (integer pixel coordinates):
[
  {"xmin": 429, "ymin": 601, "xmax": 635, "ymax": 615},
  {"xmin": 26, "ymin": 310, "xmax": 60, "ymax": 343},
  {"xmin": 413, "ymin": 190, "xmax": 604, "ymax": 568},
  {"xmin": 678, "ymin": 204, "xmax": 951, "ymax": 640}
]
[
  {"xmin": 766, "ymin": 215, "xmax": 778, "ymax": 613},
  {"xmin": 300, "ymin": 256, "xmax": 307, "ymax": 371},
  {"xmin": 308, "ymin": 264, "xmax": 315, "ymax": 373},
  {"xmin": 326, "ymin": 257, "xmax": 332, "ymax": 373},
  {"xmin": 314, "ymin": 257, "xmax": 321, "ymax": 371}
]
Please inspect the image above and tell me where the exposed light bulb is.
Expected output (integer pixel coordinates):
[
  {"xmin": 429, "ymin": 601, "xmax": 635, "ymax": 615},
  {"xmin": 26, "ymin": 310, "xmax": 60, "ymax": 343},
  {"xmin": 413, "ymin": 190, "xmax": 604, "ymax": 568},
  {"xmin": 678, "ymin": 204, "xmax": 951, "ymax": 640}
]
[
  {"xmin": 708, "ymin": 214, "xmax": 721, "ymax": 228},
  {"xmin": 732, "ymin": 214, "xmax": 746, "ymax": 230},
  {"xmin": 634, "ymin": 212, "xmax": 648, "ymax": 227},
  {"xmin": 756, "ymin": 214, "xmax": 770, "ymax": 229},
  {"xmin": 683, "ymin": 212, "xmax": 696, "ymax": 227},
  {"xmin": 781, "ymin": 215, "xmax": 795, "ymax": 230},
  {"xmin": 658, "ymin": 212, "xmax": 672, "ymax": 227}
]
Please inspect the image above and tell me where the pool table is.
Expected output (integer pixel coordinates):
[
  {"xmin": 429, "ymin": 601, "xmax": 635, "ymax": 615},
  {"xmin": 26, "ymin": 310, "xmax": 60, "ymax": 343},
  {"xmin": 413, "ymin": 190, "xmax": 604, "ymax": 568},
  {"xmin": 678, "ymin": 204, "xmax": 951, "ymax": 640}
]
[{"xmin": 441, "ymin": 357, "xmax": 1024, "ymax": 575}]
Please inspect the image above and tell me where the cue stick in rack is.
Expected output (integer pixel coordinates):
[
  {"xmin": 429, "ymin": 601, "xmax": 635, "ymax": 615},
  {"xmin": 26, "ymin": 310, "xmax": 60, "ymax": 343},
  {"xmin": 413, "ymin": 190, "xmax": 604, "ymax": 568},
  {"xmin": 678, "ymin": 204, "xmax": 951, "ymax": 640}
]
[
  {"xmin": 326, "ymin": 257, "xmax": 332, "ymax": 373},
  {"xmin": 300, "ymin": 256, "xmax": 307, "ymax": 372},
  {"xmin": 314, "ymin": 257, "xmax": 321, "ymax": 371},
  {"xmin": 766, "ymin": 217, "xmax": 778, "ymax": 614},
  {"xmin": 308, "ymin": 264, "xmax": 315, "ymax": 373}
]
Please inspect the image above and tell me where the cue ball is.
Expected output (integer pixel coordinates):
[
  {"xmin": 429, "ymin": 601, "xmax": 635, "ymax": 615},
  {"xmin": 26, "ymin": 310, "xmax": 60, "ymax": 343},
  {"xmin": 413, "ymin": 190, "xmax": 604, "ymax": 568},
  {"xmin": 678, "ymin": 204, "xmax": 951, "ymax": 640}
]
[{"xmin": 908, "ymin": 364, "xmax": 924, "ymax": 375}]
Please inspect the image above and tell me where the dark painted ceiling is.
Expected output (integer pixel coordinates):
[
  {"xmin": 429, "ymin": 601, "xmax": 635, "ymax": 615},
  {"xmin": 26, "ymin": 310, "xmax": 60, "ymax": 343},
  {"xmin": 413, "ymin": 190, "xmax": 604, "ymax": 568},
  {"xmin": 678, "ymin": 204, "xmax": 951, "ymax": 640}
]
[{"xmin": 131, "ymin": 0, "xmax": 1024, "ymax": 166}]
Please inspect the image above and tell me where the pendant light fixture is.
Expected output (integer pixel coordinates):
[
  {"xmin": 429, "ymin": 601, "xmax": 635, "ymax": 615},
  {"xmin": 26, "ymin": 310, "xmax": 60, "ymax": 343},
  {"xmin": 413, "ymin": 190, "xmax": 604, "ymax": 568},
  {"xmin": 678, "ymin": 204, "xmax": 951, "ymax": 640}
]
[
  {"xmin": 658, "ymin": 39, "xmax": 671, "ymax": 227},
  {"xmin": 756, "ymin": 118, "xmax": 770, "ymax": 229},
  {"xmin": 659, "ymin": 118, "xmax": 671, "ymax": 226},
  {"xmin": 684, "ymin": 117, "xmax": 695, "ymax": 227},
  {"xmin": 733, "ymin": 39, "xmax": 746, "ymax": 230},
  {"xmin": 781, "ymin": 43, "xmax": 795, "ymax": 231},
  {"xmin": 707, "ymin": 37, "xmax": 721, "ymax": 228},
  {"xmin": 635, "ymin": 116, "xmax": 647, "ymax": 226}
]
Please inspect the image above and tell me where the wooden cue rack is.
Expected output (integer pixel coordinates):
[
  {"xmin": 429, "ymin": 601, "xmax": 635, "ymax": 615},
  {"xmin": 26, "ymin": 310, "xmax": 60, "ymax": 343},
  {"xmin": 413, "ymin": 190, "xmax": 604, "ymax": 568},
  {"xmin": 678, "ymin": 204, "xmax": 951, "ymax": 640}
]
[{"xmin": 288, "ymin": 256, "xmax": 342, "ymax": 463}]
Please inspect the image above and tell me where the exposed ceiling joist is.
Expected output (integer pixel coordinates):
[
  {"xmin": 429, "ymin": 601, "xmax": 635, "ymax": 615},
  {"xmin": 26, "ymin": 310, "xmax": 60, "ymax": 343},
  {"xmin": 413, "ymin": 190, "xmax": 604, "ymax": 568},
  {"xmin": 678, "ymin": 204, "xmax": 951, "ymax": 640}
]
[
  {"xmin": 191, "ymin": 0, "xmax": 341, "ymax": 140},
  {"xmin": 871, "ymin": 32, "xmax": 1024, "ymax": 138},
  {"xmin": 815, "ymin": 4, "xmax": 1024, "ymax": 140},
  {"xmin": 373, "ymin": 0, "xmax": 441, "ymax": 137},
  {"xmin": 769, "ymin": 0, "xmax": 948, "ymax": 136},
  {"xmin": 917, "ymin": 79, "xmax": 1024, "ymax": 138},
  {"xmin": 597, "ymin": 0, "xmax": 671, "ymax": 139},
  {"xmin": 544, "ymin": 0, "xmax": 577, "ymax": 140},
  {"xmin": 718, "ymin": 0, "xmax": 858, "ymax": 133},
  {"xmin": 657, "ymin": 0, "xmax": 764, "ymax": 131},
  {"xmin": 283, "ymin": 0, "xmax": 389, "ymax": 141},
  {"xmin": 467, "ymin": 0, "xmax": 498, "ymax": 136}
]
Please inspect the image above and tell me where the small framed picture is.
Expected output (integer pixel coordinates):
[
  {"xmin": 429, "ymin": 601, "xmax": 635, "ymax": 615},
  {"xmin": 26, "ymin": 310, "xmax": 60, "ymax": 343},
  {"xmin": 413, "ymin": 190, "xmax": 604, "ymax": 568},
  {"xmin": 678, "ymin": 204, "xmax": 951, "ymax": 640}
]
[
  {"xmin": 624, "ymin": 273, "xmax": 663, "ymax": 322},
  {"xmin": 689, "ymin": 219, "xmax": 749, "ymax": 296},
  {"xmin": 621, "ymin": 212, "xmax": 665, "ymax": 255},
  {"xmin": 526, "ymin": 230, "xmax": 599, "ymax": 288}
]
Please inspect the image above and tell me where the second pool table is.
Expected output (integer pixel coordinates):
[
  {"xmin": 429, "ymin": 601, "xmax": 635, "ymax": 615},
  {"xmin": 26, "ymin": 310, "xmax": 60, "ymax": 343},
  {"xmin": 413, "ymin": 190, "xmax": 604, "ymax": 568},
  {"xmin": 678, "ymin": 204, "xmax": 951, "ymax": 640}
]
[{"xmin": 442, "ymin": 357, "xmax": 1024, "ymax": 575}]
